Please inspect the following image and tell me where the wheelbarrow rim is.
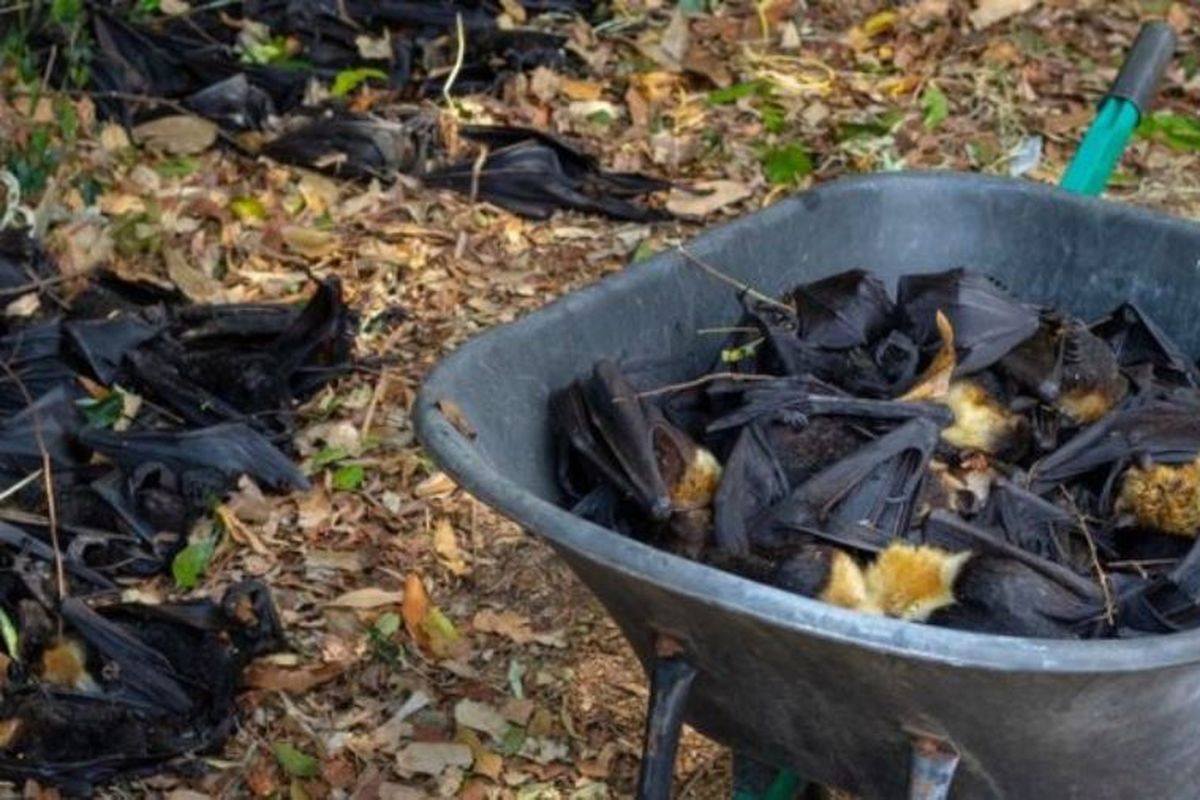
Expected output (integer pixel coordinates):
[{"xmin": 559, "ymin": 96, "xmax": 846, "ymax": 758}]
[{"xmin": 415, "ymin": 170, "xmax": 1200, "ymax": 675}]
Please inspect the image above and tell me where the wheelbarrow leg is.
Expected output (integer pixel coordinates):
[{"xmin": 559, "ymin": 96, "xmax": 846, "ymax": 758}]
[
  {"xmin": 636, "ymin": 654, "xmax": 698, "ymax": 800},
  {"xmin": 908, "ymin": 734, "xmax": 960, "ymax": 800}
]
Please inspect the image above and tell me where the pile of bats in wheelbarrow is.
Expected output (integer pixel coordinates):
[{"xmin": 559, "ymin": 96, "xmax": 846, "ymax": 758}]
[
  {"xmin": 552, "ymin": 263, "xmax": 1200, "ymax": 639},
  {"xmin": 21, "ymin": 0, "xmax": 669, "ymax": 221},
  {"xmin": 0, "ymin": 228, "xmax": 353, "ymax": 793}
]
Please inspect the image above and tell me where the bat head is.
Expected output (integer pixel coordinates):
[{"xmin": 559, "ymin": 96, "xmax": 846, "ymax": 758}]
[{"xmin": 865, "ymin": 543, "xmax": 971, "ymax": 621}]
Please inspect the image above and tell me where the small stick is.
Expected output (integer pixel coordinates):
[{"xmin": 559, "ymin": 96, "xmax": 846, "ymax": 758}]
[
  {"xmin": 696, "ymin": 326, "xmax": 759, "ymax": 335},
  {"xmin": 675, "ymin": 246, "xmax": 793, "ymax": 313},
  {"xmin": 0, "ymin": 470, "xmax": 42, "ymax": 505},
  {"xmin": 1060, "ymin": 488, "xmax": 1115, "ymax": 625},
  {"xmin": 634, "ymin": 371, "xmax": 774, "ymax": 400},
  {"xmin": 442, "ymin": 12, "xmax": 467, "ymax": 110},
  {"xmin": 0, "ymin": 360, "xmax": 64, "ymax": 605},
  {"xmin": 360, "ymin": 368, "xmax": 390, "ymax": 439}
]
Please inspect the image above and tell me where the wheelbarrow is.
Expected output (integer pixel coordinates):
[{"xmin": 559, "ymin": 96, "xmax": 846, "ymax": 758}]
[{"xmin": 414, "ymin": 22, "xmax": 1197, "ymax": 800}]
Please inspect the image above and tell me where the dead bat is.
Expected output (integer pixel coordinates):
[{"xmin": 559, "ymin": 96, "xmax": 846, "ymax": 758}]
[
  {"xmin": 789, "ymin": 269, "xmax": 895, "ymax": 349},
  {"xmin": 733, "ymin": 296, "xmax": 926, "ymax": 397},
  {"xmin": 707, "ymin": 375, "xmax": 953, "ymax": 433},
  {"xmin": 897, "ymin": 268, "xmax": 1040, "ymax": 375},
  {"xmin": 749, "ymin": 417, "xmax": 942, "ymax": 552},
  {"xmin": 64, "ymin": 313, "xmax": 163, "ymax": 385},
  {"xmin": 713, "ymin": 423, "xmax": 790, "ymax": 556},
  {"xmin": 1001, "ymin": 312, "xmax": 1128, "ymax": 423},
  {"xmin": 79, "ymin": 422, "xmax": 310, "ymax": 493},
  {"xmin": 1031, "ymin": 402, "xmax": 1200, "ymax": 490},
  {"xmin": 981, "ymin": 478, "xmax": 1098, "ymax": 575},
  {"xmin": 551, "ymin": 361, "xmax": 671, "ymax": 519},
  {"xmin": 1091, "ymin": 302, "xmax": 1200, "ymax": 388}
]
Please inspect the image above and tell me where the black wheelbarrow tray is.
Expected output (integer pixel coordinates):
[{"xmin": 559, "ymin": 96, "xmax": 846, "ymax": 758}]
[{"xmin": 413, "ymin": 171, "xmax": 1200, "ymax": 799}]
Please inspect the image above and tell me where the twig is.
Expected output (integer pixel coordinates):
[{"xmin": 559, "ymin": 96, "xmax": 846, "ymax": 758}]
[
  {"xmin": 0, "ymin": 273, "xmax": 71, "ymax": 298},
  {"xmin": 0, "ymin": 470, "xmax": 43, "ymax": 505},
  {"xmin": 697, "ymin": 326, "xmax": 759, "ymax": 335},
  {"xmin": 1060, "ymin": 488, "xmax": 1115, "ymax": 625},
  {"xmin": 468, "ymin": 143, "xmax": 489, "ymax": 203},
  {"xmin": 675, "ymin": 246, "xmax": 793, "ymax": 312},
  {"xmin": 634, "ymin": 371, "xmax": 774, "ymax": 400},
  {"xmin": 441, "ymin": 12, "xmax": 467, "ymax": 111},
  {"xmin": 0, "ymin": 358, "xmax": 64, "ymax": 604},
  {"xmin": 360, "ymin": 368, "xmax": 390, "ymax": 440}
]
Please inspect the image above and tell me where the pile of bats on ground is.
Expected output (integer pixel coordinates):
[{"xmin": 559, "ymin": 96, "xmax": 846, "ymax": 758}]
[
  {"xmin": 552, "ymin": 265, "xmax": 1200, "ymax": 639},
  {"xmin": 21, "ymin": 0, "xmax": 669, "ymax": 221},
  {"xmin": 0, "ymin": 228, "xmax": 353, "ymax": 792}
]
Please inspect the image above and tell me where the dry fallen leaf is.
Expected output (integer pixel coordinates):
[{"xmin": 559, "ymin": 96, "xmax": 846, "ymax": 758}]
[
  {"xmin": 297, "ymin": 486, "xmax": 333, "ymax": 531},
  {"xmin": 969, "ymin": 0, "xmax": 1038, "ymax": 29},
  {"xmin": 433, "ymin": 517, "xmax": 470, "ymax": 576},
  {"xmin": 244, "ymin": 661, "xmax": 345, "ymax": 693},
  {"xmin": 472, "ymin": 609, "xmax": 566, "ymax": 648},
  {"xmin": 667, "ymin": 180, "xmax": 753, "ymax": 218},
  {"xmin": 327, "ymin": 587, "xmax": 405, "ymax": 609},
  {"xmin": 132, "ymin": 114, "xmax": 218, "ymax": 155},
  {"xmin": 437, "ymin": 399, "xmax": 476, "ymax": 439},
  {"xmin": 456, "ymin": 730, "xmax": 503, "ymax": 781},
  {"xmin": 282, "ymin": 225, "xmax": 338, "ymax": 258},
  {"xmin": 401, "ymin": 573, "xmax": 430, "ymax": 645},
  {"xmin": 414, "ymin": 471, "xmax": 457, "ymax": 498},
  {"xmin": 394, "ymin": 742, "xmax": 473, "ymax": 777},
  {"xmin": 454, "ymin": 699, "xmax": 509, "ymax": 742},
  {"xmin": 164, "ymin": 246, "xmax": 222, "ymax": 302}
]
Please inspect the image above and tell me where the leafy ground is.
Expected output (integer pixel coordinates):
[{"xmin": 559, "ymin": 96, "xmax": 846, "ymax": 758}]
[{"xmin": 2, "ymin": 0, "xmax": 1199, "ymax": 797}]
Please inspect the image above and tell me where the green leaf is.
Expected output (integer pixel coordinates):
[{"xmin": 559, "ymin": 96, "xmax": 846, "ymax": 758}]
[
  {"xmin": 837, "ymin": 109, "xmax": 904, "ymax": 141},
  {"xmin": 759, "ymin": 103, "xmax": 786, "ymax": 134},
  {"xmin": 172, "ymin": 535, "xmax": 216, "ymax": 590},
  {"xmin": 499, "ymin": 726, "xmax": 527, "ymax": 757},
  {"xmin": 706, "ymin": 80, "xmax": 768, "ymax": 106},
  {"xmin": 312, "ymin": 447, "xmax": 349, "ymax": 468},
  {"xmin": 374, "ymin": 612, "xmax": 400, "ymax": 637},
  {"xmin": 586, "ymin": 109, "xmax": 615, "ymax": 126},
  {"xmin": 55, "ymin": 100, "xmax": 79, "ymax": 143},
  {"xmin": 1137, "ymin": 112, "xmax": 1200, "ymax": 153},
  {"xmin": 760, "ymin": 143, "xmax": 813, "ymax": 185},
  {"xmin": 332, "ymin": 464, "xmax": 365, "ymax": 491},
  {"xmin": 77, "ymin": 391, "xmax": 125, "ymax": 429},
  {"xmin": 230, "ymin": 196, "xmax": 268, "ymax": 221},
  {"xmin": 51, "ymin": 0, "xmax": 83, "ymax": 24},
  {"xmin": 631, "ymin": 240, "xmax": 655, "ymax": 263},
  {"xmin": 921, "ymin": 84, "xmax": 949, "ymax": 130},
  {"xmin": 331, "ymin": 67, "xmax": 388, "ymax": 98},
  {"xmin": 241, "ymin": 36, "xmax": 291, "ymax": 66},
  {"xmin": 156, "ymin": 157, "xmax": 199, "ymax": 178},
  {"xmin": 721, "ymin": 338, "xmax": 763, "ymax": 363},
  {"xmin": 0, "ymin": 608, "xmax": 19, "ymax": 663},
  {"xmin": 678, "ymin": 0, "xmax": 708, "ymax": 13},
  {"xmin": 272, "ymin": 742, "xmax": 319, "ymax": 779}
]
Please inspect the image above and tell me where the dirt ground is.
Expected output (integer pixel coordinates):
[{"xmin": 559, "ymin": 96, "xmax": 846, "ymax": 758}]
[{"xmin": 3, "ymin": 0, "xmax": 1200, "ymax": 798}]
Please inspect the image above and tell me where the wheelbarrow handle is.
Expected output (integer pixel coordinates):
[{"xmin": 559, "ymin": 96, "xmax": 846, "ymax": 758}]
[
  {"xmin": 1108, "ymin": 21, "xmax": 1178, "ymax": 116},
  {"xmin": 1060, "ymin": 21, "xmax": 1178, "ymax": 196}
]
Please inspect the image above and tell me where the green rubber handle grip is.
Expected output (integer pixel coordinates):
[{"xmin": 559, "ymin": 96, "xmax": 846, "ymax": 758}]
[{"xmin": 1060, "ymin": 22, "xmax": 1177, "ymax": 196}]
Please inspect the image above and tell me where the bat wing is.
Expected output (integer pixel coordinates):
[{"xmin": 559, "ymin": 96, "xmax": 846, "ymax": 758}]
[
  {"xmin": 751, "ymin": 417, "xmax": 942, "ymax": 552},
  {"xmin": 1031, "ymin": 403, "xmax": 1200, "ymax": 489},
  {"xmin": 790, "ymin": 269, "xmax": 895, "ymax": 349},
  {"xmin": 713, "ymin": 423, "xmax": 789, "ymax": 556},
  {"xmin": 898, "ymin": 268, "xmax": 1040, "ymax": 375}
]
